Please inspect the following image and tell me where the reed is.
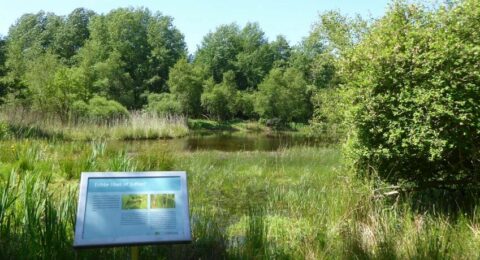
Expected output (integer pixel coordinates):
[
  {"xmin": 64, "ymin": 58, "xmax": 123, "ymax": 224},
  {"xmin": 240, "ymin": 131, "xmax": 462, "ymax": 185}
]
[{"xmin": 0, "ymin": 108, "xmax": 189, "ymax": 141}]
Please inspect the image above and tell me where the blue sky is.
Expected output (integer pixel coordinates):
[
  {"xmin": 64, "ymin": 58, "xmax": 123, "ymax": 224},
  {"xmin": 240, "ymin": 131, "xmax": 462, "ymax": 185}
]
[{"xmin": 0, "ymin": 0, "xmax": 392, "ymax": 53}]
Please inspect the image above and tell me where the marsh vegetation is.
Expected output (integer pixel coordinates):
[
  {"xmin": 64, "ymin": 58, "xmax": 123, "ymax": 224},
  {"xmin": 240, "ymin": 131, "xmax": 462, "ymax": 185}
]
[
  {"xmin": 0, "ymin": 0, "xmax": 479, "ymax": 259},
  {"xmin": 0, "ymin": 141, "xmax": 480, "ymax": 259}
]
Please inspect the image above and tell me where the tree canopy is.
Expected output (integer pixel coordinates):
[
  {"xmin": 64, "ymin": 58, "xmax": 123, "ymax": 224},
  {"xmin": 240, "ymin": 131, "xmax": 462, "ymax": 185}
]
[{"xmin": 0, "ymin": 6, "xmax": 350, "ymax": 124}]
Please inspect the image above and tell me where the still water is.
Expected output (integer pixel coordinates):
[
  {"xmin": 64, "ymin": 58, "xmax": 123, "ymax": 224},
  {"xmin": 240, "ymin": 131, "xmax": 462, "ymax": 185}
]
[{"xmin": 118, "ymin": 133, "xmax": 325, "ymax": 152}]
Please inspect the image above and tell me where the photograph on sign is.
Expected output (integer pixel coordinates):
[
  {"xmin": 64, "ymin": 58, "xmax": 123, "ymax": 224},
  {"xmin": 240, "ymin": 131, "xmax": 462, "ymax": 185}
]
[{"xmin": 73, "ymin": 172, "xmax": 191, "ymax": 248}]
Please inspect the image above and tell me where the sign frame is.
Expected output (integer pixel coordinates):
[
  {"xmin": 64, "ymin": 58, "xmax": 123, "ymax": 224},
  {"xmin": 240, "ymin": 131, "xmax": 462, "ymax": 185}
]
[{"xmin": 73, "ymin": 171, "xmax": 191, "ymax": 248}]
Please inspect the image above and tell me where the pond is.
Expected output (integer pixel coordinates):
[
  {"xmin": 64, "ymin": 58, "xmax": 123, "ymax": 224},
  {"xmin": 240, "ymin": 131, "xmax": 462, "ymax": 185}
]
[
  {"xmin": 117, "ymin": 133, "xmax": 328, "ymax": 152},
  {"xmin": 183, "ymin": 133, "xmax": 323, "ymax": 151}
]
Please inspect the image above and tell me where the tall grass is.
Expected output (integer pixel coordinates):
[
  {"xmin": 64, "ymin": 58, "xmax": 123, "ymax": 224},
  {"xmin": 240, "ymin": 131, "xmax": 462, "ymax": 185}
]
[
  {"xmin": 0, "ymin": 141, "xmax": 479, "ymax": 258},
  {"xmin": 0, "ymin": 108, "xmax": 189, "ymax": 140}
]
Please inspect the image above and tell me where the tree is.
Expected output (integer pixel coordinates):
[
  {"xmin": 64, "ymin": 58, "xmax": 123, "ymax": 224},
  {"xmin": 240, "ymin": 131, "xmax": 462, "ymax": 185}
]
[
  {"xmin": 5, "ymin": 11, "xmax": 62, "ymax": 82},
  {"xmin": 255, "ymin": 68, "xmax": 311, "ymax": 124},
  {"xmin": 201, "ymin": 71, "xmax": 238, "ymax": 120},
  {"xmin": 195, "ymin": 24, "xmax": 241, "ymax": 84},
  {"xmin": 51, "ymin": 66, "xmax": 88, "ymax": 121},
  {"xmin": 23, "ymin": 52, "xmax": 86, "ymax": 121},
  {"xmin": 307, "ymin": 11, "xmax": 368, "ymax": 135},
  {"xmin": 92, "ymin": 51, "xmax": 134, "ymax": 107},
  {"xmin": 234, "ymin": 22, "xmax": 274, "ymax": 90},
  {"xmin": 167, "ymin": 59, "xmax": 202, "ymax": 116},
  {"xmin": 0, "ymin": 36, "xmax": 7, "ymax": 102},
  {"xmin": 23, "ymin": 52, "xmax": 62, "ymax": 113},
  {"xmin": 79, "ymin": 8, "xmax": 186, "ymax": 109},
  {"xmin": 269, "ymin": 35, "xmax": 291, "ymax": 68},
  {"xmin": 3, "ymin": 10, "xmax": 91, "ymax": 106},
  {"xmin": 147, "ymin": 14, "xmax": 187, "ymax": 93},
  {"xmin": 290, "ymin": 11, "xmax": 367, "ymax": 89},
  {"xmin": 195, "ymin": 22, "xmax": 275, "ymax": 91},
  {"xmin": 310, "ymin": 10, "xmax": 367, "ymax": 56},
  {"xmin": 344, "ymin": 0, "xmax": 480, "ymax": 189},
  {"xmin": 52, "ymin": 8, "xmax": 96, "ymax": 63}
]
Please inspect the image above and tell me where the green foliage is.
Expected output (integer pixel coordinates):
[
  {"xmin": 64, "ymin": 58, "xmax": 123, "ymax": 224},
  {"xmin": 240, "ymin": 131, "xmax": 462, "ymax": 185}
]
[
  {"xmin": 167, "ymin": 58, "xmax": 203, "ymax": 116},
  {"xmin": 91, "ymin": 50, "xmax": 134, "ymax": 106},
  {"xmin": 0, "ymin": 121, "xmax": 10, "ymax": 139},
  {"xmin": 1, "ymin": 10, "xmax": 326, "ymax": 123},
  {"xmin": 21, "ymin": 53, "xmax": 87, "ymax": 121},
  {"xmin": 201, "ymin": 72, "xmax": 238, "ymax": 120},
  {"xmin": 195, "ymin": 24, "xmax": 242, "ymax": 84},
  {"xmin": 290, "ymin": 11, "xmax": 366, "ymax": 90},
  {"xmin": 147, "ymin": 14, "xmax": 187, "ymax": 92},
  {"xmin": 310, "ymin": 87, "xmax": 347, "ymax": 141},
  {"xmin": 269, "ymin": 35, "xmax": 291, "ymax": 68},
  {"xmin": 145, "ymin": 93, "xmax": 182, "ymax": 116},
  {"xmin": 3, "ymin": 8, "xmax": 186, "ymax": 110},
  {"xmin": 195, "ymin": 22, "xmax": 281, "ymax": 90},
  {"xmin": 4, "ymin": 10, "xmax": 92, "ymax": 108},
  {"xmin": 71, "ymin": 96, "xmax": 129, "ymax": 122},
  {"xmin": 24, "ymin": 53, "xmax": 62, "ymax": 110},
  {"xmin": 52, "ymin": 8, "xmax": 96, "ymax": 63},
  {"xmin": 234, "ymin": 23, "xmax": 275, "ymax": 90},
  {"xmin": 310, "ymin": 10, "xmax": 367, "ymax": 54},
  {"xmin": 0, "ymin": 36, "xmax": 6, "ymax": 102},
  {"xmin": 79, "ymin": 8, "xmax": 186, "ymax": 108},
  {"xmin": 5, "ymin": 11, "xmax": 62, "ymax": 79},
  {"xmin": 344, "ymin": 0, "xmax": 480, "ymax": 189},
  {"xmin": 255, "ymin": 68, "xmax": 312, "ymax": 124},
  {"xmin": 236, "ymin": 91, "xmax": 257, "ymax": 119}
]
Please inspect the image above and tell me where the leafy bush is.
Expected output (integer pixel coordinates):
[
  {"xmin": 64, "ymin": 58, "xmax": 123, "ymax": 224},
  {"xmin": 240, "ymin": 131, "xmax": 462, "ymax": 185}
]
[
  {"xmin": 201, "ymin": 72, "xmax": 238, "ymax": 121},
  {"xmin": 310, "ymin": 87, "xmax": 347, "ymax": 140},
  {"xmin": 71, "ymin": 96, "xmax": 129, "ymax": 122},
  {"xmin": 71, "ymin": 100, "xmax": 89, "ymax": 119},
  {"xmin": 145, "ymin": 93, "xmax": 182, "ymax": 116},
  {"xmin": 344, "ymin": 0, "xmax": 480, "ymax": 189},
  {"xmin": 255, "ymin": 68, "xmax": 312, "ymax": 124},
  {"xmin": 236, "ymin": 91, "xmax": 257, "ymax": 119}
]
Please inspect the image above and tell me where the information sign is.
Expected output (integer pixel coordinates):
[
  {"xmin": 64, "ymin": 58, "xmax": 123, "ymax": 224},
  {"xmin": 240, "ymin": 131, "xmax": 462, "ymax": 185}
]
[{"xmin": 73, "ymin": 171, "xmax": 191, "ymax": 248}]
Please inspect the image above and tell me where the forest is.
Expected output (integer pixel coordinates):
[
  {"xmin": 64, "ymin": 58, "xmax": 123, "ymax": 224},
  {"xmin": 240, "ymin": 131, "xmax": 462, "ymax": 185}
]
[
  {"xmin": 0, "ymin": 5, "xmax": 354, "ymax": 125},
  {"xmin": 0, "ymin": 0, "xmax": 479, "ymax": 258}
]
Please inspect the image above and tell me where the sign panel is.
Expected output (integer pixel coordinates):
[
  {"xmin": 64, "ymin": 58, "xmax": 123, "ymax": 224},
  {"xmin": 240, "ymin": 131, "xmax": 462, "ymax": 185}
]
[{"xmin": 73, "ymin": 172, "xmax": 191, "ymax": 248}]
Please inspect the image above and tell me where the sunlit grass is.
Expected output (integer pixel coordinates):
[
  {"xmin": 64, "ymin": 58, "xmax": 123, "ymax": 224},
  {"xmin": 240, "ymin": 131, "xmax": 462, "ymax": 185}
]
[
  {"xmin": 0, "ymin": 109, "xmax": 189, "ymax": 141},
  {"xmin": 0, "ymin": 141, "xmax": 479, "ymax": 258}
]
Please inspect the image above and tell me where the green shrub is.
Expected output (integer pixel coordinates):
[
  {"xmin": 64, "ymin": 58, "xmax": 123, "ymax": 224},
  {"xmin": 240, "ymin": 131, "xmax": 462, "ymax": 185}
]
[
  {"xmin": 255, "ymin": 68, "xmax": 312, "ymax": 124},
  {"xmin": 71, "ymin": 100, "xmax": 89, "ymax": 119},
  {"xmin": 201, "ymin": 72, "xmax": 238, "ymax": 121},
  {"xmin": 310, "ymin": 87, "xmax": 347, "ymax": 141},
  {"xmin": 71, "ymin": 96, "xmax": 129, "ymax": 122},
  {"xmin": 344, "ymin": 0, "xmax": 480, "ymax": 189},
  {"xmin": 145, "ymin": 93, "xmax": 182, "ymax": 116},
  {"xmin": 236, "ymin": 91, "xmax": 257, "ymax": 119}
]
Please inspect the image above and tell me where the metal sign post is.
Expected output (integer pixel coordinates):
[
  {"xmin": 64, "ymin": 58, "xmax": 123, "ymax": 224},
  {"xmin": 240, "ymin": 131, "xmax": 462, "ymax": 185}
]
[{"xmin": 131, "ymin": 246, "xmax": 139, "ymax": 260}]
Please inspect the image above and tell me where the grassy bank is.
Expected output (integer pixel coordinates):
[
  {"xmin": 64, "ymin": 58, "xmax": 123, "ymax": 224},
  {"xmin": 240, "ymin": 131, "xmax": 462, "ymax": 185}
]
[
  {"xmin": 0, "ymin": 111, "xmax": 189, "ymax": 141},
  {"xmin": 0, "ymin": 140, "xmax": 479, "ymax": 259},
  {"xmin": 0, "ymin": 112, "xmax": 342, "ymax": 142},
  {"xmin": 188, "ymin": 119, "xmax": 312, "ymax": 133}
]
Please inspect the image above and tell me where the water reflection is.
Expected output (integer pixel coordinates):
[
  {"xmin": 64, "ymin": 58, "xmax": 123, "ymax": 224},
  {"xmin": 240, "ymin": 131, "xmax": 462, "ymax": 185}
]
[
  {"xmin": 184, "ymin": 133, "xmax": 321, "ymax": 151},
  {"xmin": 114, "ymin": 133, "xmax": 325, "ymax": 152}
]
